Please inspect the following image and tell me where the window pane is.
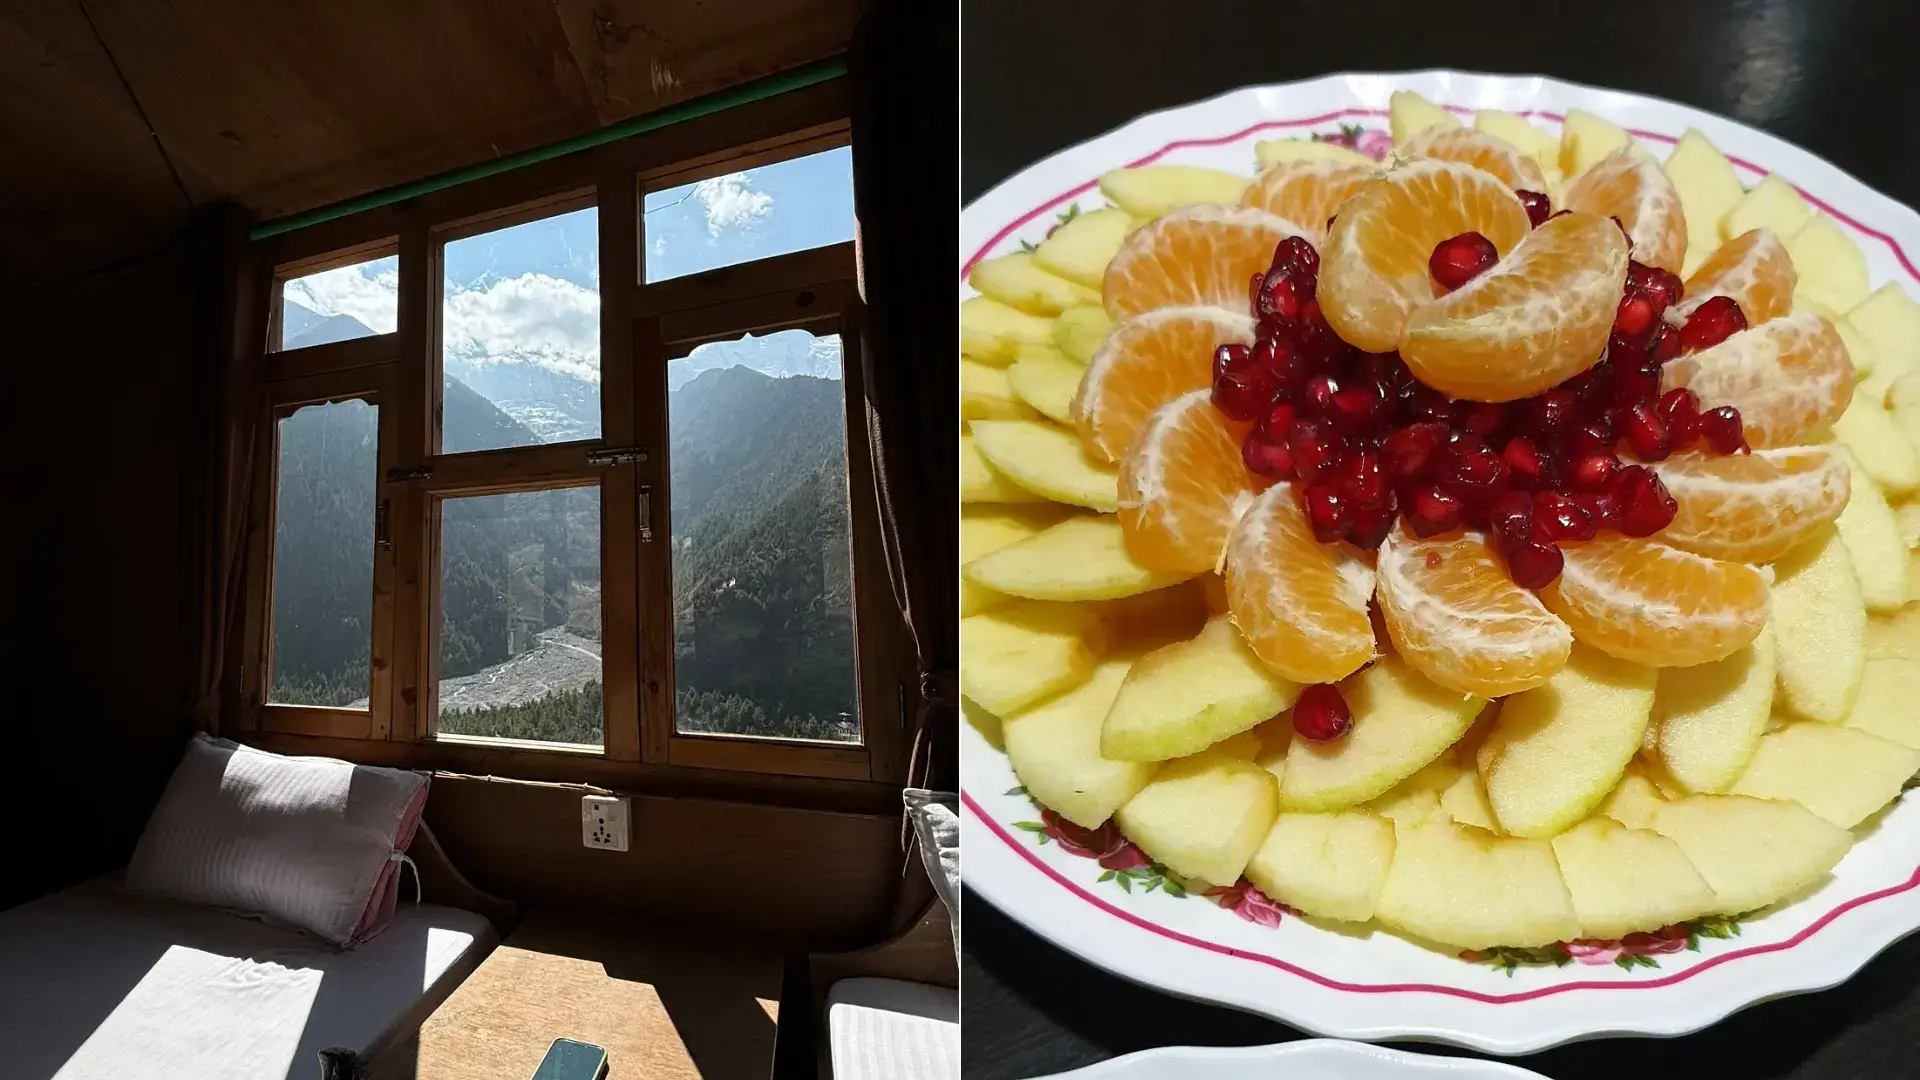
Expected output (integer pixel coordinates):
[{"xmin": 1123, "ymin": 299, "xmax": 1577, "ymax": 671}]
[
  {"xmin": 435, "ymin": 487, "xmax": 603, "ymax": 746},
  {"xmin": 644, "ymin": 147, "xmax": 854, "ymax": 284},
  {"xmin": 669, "ymin": 330, "xmax": 859, "ymax": 743},
  {"xmin": 270, "ymin": 398, "xmax": 377, "ymax": 707},
  {"xmin": 441, "ymin": 207, "xmax": 601, "ymax": 452},
  {"xmin": 279, "ymin": 256, "xmax": 397, "ymax": 351}
]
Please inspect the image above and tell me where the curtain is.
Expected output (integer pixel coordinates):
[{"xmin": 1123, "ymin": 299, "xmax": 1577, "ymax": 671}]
[
  {"xmin": 849, "ymin": 0, "xmax": 960, "ymax": 804},
  {"xmin": 190, "ymin": 205, "xmax": 271, "ymax": 735}
]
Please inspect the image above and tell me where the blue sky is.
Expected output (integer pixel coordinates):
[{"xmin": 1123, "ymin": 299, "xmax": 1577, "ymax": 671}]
[{"xmin": 281, "ymin": 147, "xmax": 855, "ymax": 382}]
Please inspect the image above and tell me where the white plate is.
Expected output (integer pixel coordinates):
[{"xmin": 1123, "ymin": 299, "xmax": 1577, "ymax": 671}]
[
  {"xmin": 1034, "ymin": 1040, "xmax": 1550, "ymax": 1079},
  {"xmin": 961, "ymin": 70, "xmax": 1920, "ymax": 1055}
]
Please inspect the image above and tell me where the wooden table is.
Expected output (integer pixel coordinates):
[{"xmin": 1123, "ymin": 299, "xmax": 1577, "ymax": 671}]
[{"xmin": 402, "ymin": 908, "xmax": 784, "ymax": 1080}]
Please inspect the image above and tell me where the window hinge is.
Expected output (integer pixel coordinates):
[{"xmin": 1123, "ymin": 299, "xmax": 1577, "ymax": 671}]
[
  {"xmin": 637, "ymin": 485, "xmax": 654, "ymax": 543},
  {"xmin": 386, "ymin": 464, "xmax": 434, "ymax": 483},
  {"xmin": 375, "ymin": 499, "xmax": 392, "ymax": 549},
  {"xmin": 587, "ymin": 444, "xmax": 649, "ymax": 468}
]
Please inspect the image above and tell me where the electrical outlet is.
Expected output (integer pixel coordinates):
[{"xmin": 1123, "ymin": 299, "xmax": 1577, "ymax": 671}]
[{"xmin": 581, "ymin": 795, "xmax": 630, "ymax": 852}]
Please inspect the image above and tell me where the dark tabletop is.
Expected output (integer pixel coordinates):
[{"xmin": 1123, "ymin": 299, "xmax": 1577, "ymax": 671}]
[{"xmin": 960, "ymin": 1, "xmax": 1920, "ymax": 1076}]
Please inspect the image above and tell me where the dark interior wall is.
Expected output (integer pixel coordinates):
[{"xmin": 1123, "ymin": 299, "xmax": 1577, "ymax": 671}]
[{"xmin": 4, "ymin": 225, "xmax": 217, "ymax": 910}]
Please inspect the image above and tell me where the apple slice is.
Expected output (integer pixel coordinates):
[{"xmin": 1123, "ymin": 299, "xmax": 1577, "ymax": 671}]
[
  {"xmin": 961, "ymin": 600, "xmax": 1107, "ymax": 718},
  {"xmin": 1598, "ymin": 764, "xmax": 1670, "ymax": 830},
  {"xmin": 1797, "ymin": 296, "xmax": 1877, "ymax": 378},
  {"xmin": 1663, "ymin": 129, "xmax": 1746, "ymax": 265},
  {"xmin": 1551, "ymin": 817, "xmax": 1720, "ymax": 939},
  {"xmin": 962, "ymin": 296, "xmax": 1054, "ymax": 364},
  {"xmin": 1722, "ymin": 175, "xmax": 1812, "ymax": 246},
  {"xmin": 1896, "ymin": 501, "xmax": 1920, "ymax": 550},
  {"xmin": 1476, "ymin": 646, "xmax": 1659, "ymax": 839},
  {"xmin": 1279, "ymin": 656, "xmax": 1483, "ymax": 812},
  {"xmin": 1033, "ymin": 207, "xmax": 1132, "ymax": 289},
  {"xmin": 1098, "ymin": 165, "xmax": 1249, "ymax": 220},
  {"xmin": 1090, "ymin": 581, "xmax": 1211, "ymax": 652},
  {"xmin": 1374, "ymin": 818, "xmax": 1580, "ymax": 949},
  {"xmin": 965, "ymin": 515, "xmax": 1192, "ymax": 603},
  {"xmin": 961, "ymin": 505, "xmax": 1070, "ymax": 617},
  {"xmin": 1474, "ymin": 109, "xmax": 1562, "ymax": 176},
  {"xmin": 1439, "ymin": 768, "xmax": 1500, "ymax": 832},
  {"xmin": 1729, "ymin": 721, "xmax": 1920, "ymax": 828},
  {"xmin": 963, "ymin": 359, "xmax": 1040, "ymax": 422},
  {"xmin": 1846, "ymin": 284, "xmax": 1920, "ymax": 387},
  {"xmin": 1003, "ymin": 657, "xmax": 1155, "ymax": 828},
  {"xmin": 1888, "ymin": 374, "xmax": 1920, "ymax": 456},
  {"xmin": 1560, "ymin": 108, "xmax": 1633, "ymax": 178},
  {"xmin": 1389, "ymin": 90, "xmax": 1462, "ymax": 146},
  {"xmin": 1101, "ymin": 616, "xmax": 1299, "ymax": 762},
  {"xmin": 1786, "ymin": 215, "xmax": 1871, "ymax": 312},
  {"xmin": 1051, "ymin": 305, "xmax": 1114, "ymax": 365},
  {"xmin": 1650, "ymin": 621, "xmax": 1777, "ymax": 794},
  {"xmin": 1365, "ymin": 758, "xmax": 1460, "ymax": 826},
  {"xmin": 1245, "ymin": 811, "xmax": 1394, "ymax": 922},
  {"xmin": 1115, "ymin": 744, "xmax": 1279, "ymax": 888},
  {"xmin": 1006, "ymin": 343, "xmax": 1084, "ymax": 424},
  {"xmin": 961, "ymin": 432, "xmax": 1047, "ymax": 504},
  {"xmin": 969, "ymin": 252, "xmax": 1100, "ymax": 316},
  {"xmin": 1866, "ymin": 607, "xmax": 1920, "ymax": 662},
  {"xmin": 1772, "ymin": 528, "xmax": 1868, "ymax": 722},
  {"xmin": 1649, "ymin": 794, "xmax": 1852, "ymax": 915},
  {"xmin": 1843, "ymin": 659, "xmax": 1920, "ymax": 749},
  {"xmin": 1834, "ymin": 450, "xmax": 1911, "ymax": 611},
  {"xmin": 970, "ymin": 419, "xmax": 1120, "ymax": 511},
  {"xmin": 1833, "ymin": 394, "xmax": 1920, "ymax": 497}
]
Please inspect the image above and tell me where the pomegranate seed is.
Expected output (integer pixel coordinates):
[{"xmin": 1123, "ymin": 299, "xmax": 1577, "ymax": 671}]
[
  {"xmin": 1516, "ymin": 190, "xmax": 1552, "ymax": 228},
  {"xmin": 1263, "ymin": 336, "xmax": 1309, "ymax": 396},
  {"xmin": 1506, "ymin": 538, "xmax": 1565, "ymax": 589},
  {"xmin": 1649, "ymin": 321, "xmax": 1682, "ymax": 365},
  {"xmin": 1290, "ymin": 417, "xmax": 1348, "ymax": 484},
  {"xmin": 1461, "ymin": 401, "xmax": 1508, "ymax": 438},
  {"xmin": 1243, "ymin": 431, "xmax": 1295, "ymax": 479},
  {"xmin": 1572, "ymin": 452, "xmax": 1622, "ymax": 493},
  {"xmin": 1570, "ymin": 417, "xmax": 1617, "ymax": 459},
  {"xmin": 1488, "ymin": 490, "xmax": 1535, "ymax": 547},
  {"xmin": 1399, "ymin": 383, "xmax": 1456, "ymax": 425},
  {"xmin": 1572, "ymin": 491, "xmax": 1620, "ymax": 530},
  {"xmin": 1436, "ymin": 433, "xmax": 1507, "ymax": 496},
  {"xmin": 1615, "ymin": 467, "xmax": 1678, "ymax": 537},
  {"xmin": 1622, "ymin": 400, "xmax": 1671, "ymax": 461},
  {"xmin": 1657, "ymin": 387, "xmax": 1701, "ymax": 450},
  {"xmin": 1355, "ymin": 353, "xmax": 1412, "ymax": 397},
  {"xmin": 1382, "ymin": 421, "xmax": 1450, "ymax": 482},
  {"xmin": 1340, "ymin": 448, "xmax": 1389, "ymax": 507},
  {"xmin": 1215, "ymin": 342, "xmax": 1252, "ymax": 379},
  {"xmin": 1699, "ymin": 405, "xmax": 1750, "ymax": 454},
  {"xmin": 1260, "ymin": 401, "xmax": 1298, "ymax": 439},
  {"xmin": 1212, "ymin": 367, "xmax": 1275, "ymax": 421},
  {"xmin": 1304, "ymin": 482, "xmax": 1353, "ymax": 543},
  {"xmin": 1612, "ymin": 362, "xmax": 1659, "ymax": 406},
  {"xmin": 1272, "ymin": 235, "xmax": 1320, "ymax": 279},
  {"xmin": 1533, "ymin": 491, "xmax": 1597, "ymax": 542},
  {"xmin": 1503, "ymin": 435, "xmax": 1549, "ymax": 489},
  {"xmin": 1348, "ymin": 493, "xmax": 1399, "ymax": 550},
  {"xmin": 1547, "ymin": 209, "xmax": 1573, "ymax": 222},
  {"xmin": 1304, "ymin": 373, "xmax": 1342, "ymax": 415},
  {"xmin": 1615, "ymin": 292, "xmax": 1657, "ymax": 339},
  {"xmin": 1429, "ymin": 231, "xmax": 1500, "ymax": 293},
  {"xmin": 1259, "ymin": 270, "xmax": 1307, "ymax": 323},
  {"xmin": 1524, "ymin": 388, "xmax": 1578, "ymax": 440},
  {"xmin": 1680, "ymin": 295, "xmax": 1748, "ymax": 353},
  {"xmin": 1292, "ymin": 683, "xmax": 1353, "ymax": 741},
  {"xmin": 1330, "ymin": 383, "xmax": 1388, "ymax": 431},
  {"xmin": 1404, "ymin": 485, "xmax": 1465, "ymax": 537}
]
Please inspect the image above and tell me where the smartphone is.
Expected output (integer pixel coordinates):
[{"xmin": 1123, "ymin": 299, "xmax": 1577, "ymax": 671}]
[{"xmin": 530, "ymin": 1038, "xmax": 608, "ymax": 1080}]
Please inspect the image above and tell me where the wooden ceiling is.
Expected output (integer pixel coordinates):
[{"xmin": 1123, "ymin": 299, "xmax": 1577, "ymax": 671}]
[{"xmin": 0, "ymin": 0, "xmax": 862, "ymax": 280}]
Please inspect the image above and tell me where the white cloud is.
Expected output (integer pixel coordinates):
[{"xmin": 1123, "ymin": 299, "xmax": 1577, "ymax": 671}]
[
  {"xmin": 443, "ymin": 272, "xmax": 601, "ymax": 382},
  {"xmin": 283, "ymin": 260, "xmax": 400, "ymax": 333},
  {"xmin": 692, "ymin": 171, "xmax": 773, "ymax": 237},
  {"xmin": 650, "ymin": 235, "xmax": 668, "ymax": 258}
]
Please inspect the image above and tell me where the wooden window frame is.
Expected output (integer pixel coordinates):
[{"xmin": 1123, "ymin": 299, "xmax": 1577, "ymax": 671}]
[{"xmin": 236, "ymin": 79, "xmax": 910, "ymax": 802}]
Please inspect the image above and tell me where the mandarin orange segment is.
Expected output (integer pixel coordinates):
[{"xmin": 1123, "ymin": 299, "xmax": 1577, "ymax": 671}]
[
  {"xmin": 1103, "ymin": 204, "xmax": 1303, "ymax": 322},
  {"xmin": 1073, "ymin": 307, "xmax": 1256, "ymax": 463},
  {"xmin": 1222, "ymin": 483, "xmax": 1376, "ymax": 684},
  {"xmin": 1672, "ymin": 228, "xmax": 1797, "ymax": 323},
  {"xmin": 1659, "ymin": 310, "xmax": 1855, "ymax": 448},
  {"xmin": 1654, "ymin": 446, "xmax": 1851, "ymax": 564},
  {"xmin": 1399, "ymin": 127, "xmax": 1547, "ymax": 193},
  {"xmin": 1560, "ymin": 143, "xmax": 1688, "ymax": 273},
  {"xmin": 1540, "ymin": 536, "xmax": 1769, "ymax": 667},
  {"xmin": 1318, "ymin": 160, "xmax": 1533, "ymax": 353},
  {"xmin": 1400, "ymin": 211, "xmax": 1629, "ymax": 402},
  {"xmin": 1117, "ymin": 390, "xmax": 1257, "ymax": 574},
  {"xmin": 1239, "ymin": 159, "xmax": 1382, "ymax": 243},
  {"xmin": 1375, "ymin": 527, "xmax": 1572, "ymax": 696}
]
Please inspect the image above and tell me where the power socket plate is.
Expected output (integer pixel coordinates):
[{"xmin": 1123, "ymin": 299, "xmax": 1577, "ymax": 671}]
[{"xmin": 581, "ymin": 795, "xmax": 630, "ymax": 852}]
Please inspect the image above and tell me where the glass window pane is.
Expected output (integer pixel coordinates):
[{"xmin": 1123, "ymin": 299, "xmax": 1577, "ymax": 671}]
[
  {"xmin": 441, "ymin": 207, "xmax": 601, "ymax": 453},
  {"xmin": 668, "ymin": 330, "xmax": 859, "ymax": 743},
  {"xmin": 279, "ymin": 256, "xmax": 397, "ymax": 351},
  {"xmin": 644, "ymin": 147, "xmax": 854, "ymax": 284},
  {"xmin": 435, "ymin": 487, "xmax": 603, "ymax": 746},
  {"xmin": 270, "ymin": 398, "xmax": 377, "ymax": 707}
]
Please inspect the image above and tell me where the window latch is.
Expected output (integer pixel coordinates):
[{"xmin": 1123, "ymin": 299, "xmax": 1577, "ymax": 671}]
[
  {"xmin": 587, "ymin": 444, "xmax": 649, "ymax": 468},
  {"xmin": 375, "ymin": 499, "xmax": 392, "ymax": 550},
  {"xmin": 637, "ymin": 486, "xmax": 654, "ymax": 543},
  {"xmin": 385, "ymin": 464, "xmax": 434, "ymax": 483}
]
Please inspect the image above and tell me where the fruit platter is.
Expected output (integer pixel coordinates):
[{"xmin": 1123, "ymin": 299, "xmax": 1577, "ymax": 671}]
[{"xmin": 959, "ymin": 71, "xmax": 1920, "ymax": 1052}]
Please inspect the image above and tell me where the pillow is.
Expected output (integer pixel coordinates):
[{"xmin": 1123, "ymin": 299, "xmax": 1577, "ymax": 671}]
[
  {"xmin": 124, "ymin": 733, "xmax": 430, "ymax": 947},
  {"xmin": 902, "ymin": 788, "xmax": 958, "ymax": 960}
]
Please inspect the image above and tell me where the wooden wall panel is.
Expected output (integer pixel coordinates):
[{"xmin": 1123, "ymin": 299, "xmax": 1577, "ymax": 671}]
[{"xmin": 421, "ymin": 774, "xmax": 900, "ymax": 944}]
